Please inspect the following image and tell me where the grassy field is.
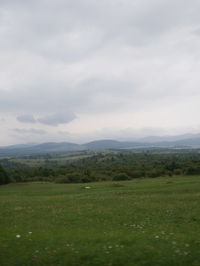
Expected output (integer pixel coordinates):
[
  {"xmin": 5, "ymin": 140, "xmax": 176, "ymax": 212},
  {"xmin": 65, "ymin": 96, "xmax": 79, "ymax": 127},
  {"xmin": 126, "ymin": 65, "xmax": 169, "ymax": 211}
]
[{"xmin": 0, "ymin": 176, "xmax": 200, "ymax": 266}]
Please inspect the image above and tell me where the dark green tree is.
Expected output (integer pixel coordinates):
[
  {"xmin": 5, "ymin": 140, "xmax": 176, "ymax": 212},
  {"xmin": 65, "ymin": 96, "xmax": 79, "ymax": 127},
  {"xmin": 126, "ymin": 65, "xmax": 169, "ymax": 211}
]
[{"xmin": 0, "ymin": 164, "xmax": 10, "ymax": 185}]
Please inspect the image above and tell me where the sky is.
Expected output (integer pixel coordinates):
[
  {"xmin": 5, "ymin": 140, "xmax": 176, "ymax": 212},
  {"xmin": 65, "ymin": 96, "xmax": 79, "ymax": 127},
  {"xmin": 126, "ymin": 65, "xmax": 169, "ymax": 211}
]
[{"xmin": 1, "ymin": 0, "xmax": 200, "ymax": 145}]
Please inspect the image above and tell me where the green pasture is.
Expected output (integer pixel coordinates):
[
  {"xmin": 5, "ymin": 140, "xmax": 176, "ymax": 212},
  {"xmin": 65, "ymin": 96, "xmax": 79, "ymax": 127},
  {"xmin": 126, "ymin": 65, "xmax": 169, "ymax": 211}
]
[{"xmin": 0, "ymin": 176, "xmax": 200, "ymax": 266}]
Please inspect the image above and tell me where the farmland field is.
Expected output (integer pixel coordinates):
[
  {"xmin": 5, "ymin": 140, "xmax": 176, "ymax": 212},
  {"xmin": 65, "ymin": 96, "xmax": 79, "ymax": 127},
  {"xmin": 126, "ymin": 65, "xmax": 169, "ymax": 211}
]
[{"xmin": 0, "ymin": 176, "xmax": 200, "ymax": 266}]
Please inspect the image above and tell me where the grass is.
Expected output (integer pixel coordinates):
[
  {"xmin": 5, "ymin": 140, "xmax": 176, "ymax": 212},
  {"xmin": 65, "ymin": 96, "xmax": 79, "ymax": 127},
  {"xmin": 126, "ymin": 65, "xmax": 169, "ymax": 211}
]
[{"xmin": 0, "ymin": 176, "xmax": 200, "ymax": 266}]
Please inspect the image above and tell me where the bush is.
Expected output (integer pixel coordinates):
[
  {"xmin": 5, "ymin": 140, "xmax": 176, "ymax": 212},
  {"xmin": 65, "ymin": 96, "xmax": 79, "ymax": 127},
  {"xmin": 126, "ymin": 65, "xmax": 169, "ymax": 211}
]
[
  {"xmin": 0, "ymin": 164, "xmax": 10, "ymax": 185},
  {"xmin": 55, "ymin": 175, "xmax": 70, "ymax": 184},
  {"xmin": 55, "ymin": 173, "xmax": 83, "ymax": 183},
  {"xmin": 146, "ymin": 169, "xmax": 163, "ymax": 178},
  {"xmin": 113, "ymin": 173, "xmax": 130, "ymax": 181},
  {"xmin": 186, "ymin": 166, "xmax": 200, "ymax": 175},
  {"xmin": 173, "ymin": 169, "xmax": 182, "ymax": 175},
  {"xmin": 130, "ymin": 170, "xmax": 144, "ymax": 178},
  {"xmin": 67, "ymin": 173, "xmax": 82, "ymax": 183}
]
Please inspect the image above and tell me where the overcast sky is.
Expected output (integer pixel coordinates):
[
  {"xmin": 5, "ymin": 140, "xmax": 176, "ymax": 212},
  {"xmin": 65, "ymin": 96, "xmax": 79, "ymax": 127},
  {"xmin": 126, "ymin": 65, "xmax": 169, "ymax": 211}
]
[{"xmin": 1, "ymin": 0, "xmax": 200, "ymax": 145}]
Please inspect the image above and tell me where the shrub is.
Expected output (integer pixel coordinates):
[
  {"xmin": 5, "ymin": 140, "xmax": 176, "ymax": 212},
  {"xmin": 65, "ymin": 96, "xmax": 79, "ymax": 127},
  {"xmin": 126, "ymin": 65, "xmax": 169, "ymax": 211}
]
[
  {"xmin": 0, "ymin": 164, "xmax": 10, "ymax": 185},
  {"xmin": 55, "ymin": 173, "xmax": 83, "ymax": 183},
  {"xmin": 67, "ymin": 173, "xmax": 82, "ymax": 183},
  {"xmin": 55, "ymin": 175, "xmax": 70, "ymax": 184},
  {"xmin": 113, "ymin": 173, "xmax": 130, "ymax": 181},
  {"xmin": 186, "ymin": 166, "xmax": 200, "ymax": 175},
  {"xmin": 130, "ymin": 170, "xmax": 144, "ymax": 178},
  {"xmin": 173, "ymin": 169, "xmax": 182, "ymax": 175},
  {"xmin": 146, "ymin": 169, "xmax": 163, "ymax": 178}
]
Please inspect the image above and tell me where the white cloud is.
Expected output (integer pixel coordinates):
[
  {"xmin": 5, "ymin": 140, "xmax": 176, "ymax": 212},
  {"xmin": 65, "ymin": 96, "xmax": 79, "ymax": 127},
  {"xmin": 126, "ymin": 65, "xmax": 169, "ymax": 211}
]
[{"xmin": 0, "ymin": 0, "xmax": 200, "ymax": 144}]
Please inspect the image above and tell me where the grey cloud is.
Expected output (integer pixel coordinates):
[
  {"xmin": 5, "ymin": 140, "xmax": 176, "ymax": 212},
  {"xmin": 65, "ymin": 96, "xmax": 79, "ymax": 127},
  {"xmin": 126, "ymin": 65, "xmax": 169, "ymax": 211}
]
[
  {"xmin": 16, "ymin": 114, "xmax": 36, "ymax": 123},
  {"xmin": 1, "ymin": 0, "xmax": 200, "ymax": 58},
  {"xmin": 16, "ymin": 112, "xmax": 77, "ymax": 126},
  {"xmin": 1, "ymin": 0, "xmax": 200, "ymax": 145},
  {"xmin": 13, "ymin": 128, "xmax": 47, "ymax": 135},
  {"xmin": 37, "ymin": 112, "xmax": 77, "ymax": 126}
]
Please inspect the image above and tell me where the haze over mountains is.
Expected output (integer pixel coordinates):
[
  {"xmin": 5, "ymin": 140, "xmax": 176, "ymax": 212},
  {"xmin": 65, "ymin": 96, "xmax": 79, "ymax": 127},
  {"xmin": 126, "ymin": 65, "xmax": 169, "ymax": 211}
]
[
  {"xmin": 1, "ymin": 133, "xmax": 200, "ymax": 157},
  {"xmin": 136, "ymin": 133, "xmax": 200, "ymax": 143}
]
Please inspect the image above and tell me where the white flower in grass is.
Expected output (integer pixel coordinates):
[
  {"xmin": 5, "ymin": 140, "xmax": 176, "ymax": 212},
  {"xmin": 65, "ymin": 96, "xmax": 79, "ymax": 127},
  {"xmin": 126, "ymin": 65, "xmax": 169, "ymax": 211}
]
[{"xmin": 16, "ymin": 235, "xmax": 21, "ymax": 238}]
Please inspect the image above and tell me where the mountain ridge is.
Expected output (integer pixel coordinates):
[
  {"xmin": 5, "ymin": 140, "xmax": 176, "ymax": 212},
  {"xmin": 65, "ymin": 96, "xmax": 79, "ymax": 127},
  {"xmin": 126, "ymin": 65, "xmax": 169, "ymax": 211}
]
[{"xmin": 1, "ymin": 134, "xmax": 200, "ymax": 157}]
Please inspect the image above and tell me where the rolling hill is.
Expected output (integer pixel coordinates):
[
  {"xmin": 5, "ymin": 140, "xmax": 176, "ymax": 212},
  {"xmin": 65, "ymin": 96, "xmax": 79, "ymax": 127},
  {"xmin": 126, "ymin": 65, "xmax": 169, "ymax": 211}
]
[{"xmin": 1, "ymin": 134, "xmax": 200, "ymax": 157}]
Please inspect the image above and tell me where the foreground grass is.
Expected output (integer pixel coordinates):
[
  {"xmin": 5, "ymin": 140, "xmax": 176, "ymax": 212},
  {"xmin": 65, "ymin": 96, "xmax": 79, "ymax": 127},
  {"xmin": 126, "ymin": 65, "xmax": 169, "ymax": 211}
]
[{"xmin": 0, "ymin": 176, "xmax": 200, "ymax": 266}]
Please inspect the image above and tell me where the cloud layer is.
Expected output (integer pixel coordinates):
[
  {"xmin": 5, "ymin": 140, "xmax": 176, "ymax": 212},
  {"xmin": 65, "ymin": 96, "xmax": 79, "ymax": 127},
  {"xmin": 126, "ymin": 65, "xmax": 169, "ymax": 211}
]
[
  {"xmin": 16, "ymin": 112, "xmax": 76, "ymax": 126},
  {"xmin": 1, "ymin": 0, "xmax": 200, "ymax": 144}
]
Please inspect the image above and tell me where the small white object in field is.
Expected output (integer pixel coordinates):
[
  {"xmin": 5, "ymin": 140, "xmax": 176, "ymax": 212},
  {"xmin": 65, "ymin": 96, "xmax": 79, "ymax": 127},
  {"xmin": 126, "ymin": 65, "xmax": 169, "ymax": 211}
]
[
  {"xmin": 85, "ymin": 186, "xmax": 91, "ymax": 189},
  {"xmin": 16, "ymin": 234, "xmax": 21, "ymax": 238},
  {"xmin": 28, "ymin": 232, "xmax": 32, "ymax": 234}
]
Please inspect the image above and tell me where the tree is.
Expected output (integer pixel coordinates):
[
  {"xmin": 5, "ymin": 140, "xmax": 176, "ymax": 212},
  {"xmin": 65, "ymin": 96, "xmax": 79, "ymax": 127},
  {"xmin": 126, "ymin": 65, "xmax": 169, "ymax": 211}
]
[
  {"xmin": 0, "ymin": 164, "xmax": 10, "ymax": 185},
  {"xmin": 113, "ymin": 173, "xmax": 130, "ymax": 181}
]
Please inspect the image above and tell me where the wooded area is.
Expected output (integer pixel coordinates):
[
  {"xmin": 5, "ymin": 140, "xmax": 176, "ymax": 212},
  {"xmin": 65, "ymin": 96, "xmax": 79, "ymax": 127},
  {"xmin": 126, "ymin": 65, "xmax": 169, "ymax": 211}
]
[{"xmin": 1, "ymin": 152, "xmax": 200, "ymax": 184}]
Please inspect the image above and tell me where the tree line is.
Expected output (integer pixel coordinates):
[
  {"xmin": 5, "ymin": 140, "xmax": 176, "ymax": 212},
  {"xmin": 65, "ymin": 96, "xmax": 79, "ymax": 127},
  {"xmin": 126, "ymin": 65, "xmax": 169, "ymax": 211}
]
[
  {"xmin": 0, "ymin": 164, "xmax": 10, "ymax": 185},
  {"xmin": 1, "ymin": 151, "xmax": 200, "ymax": 185}
]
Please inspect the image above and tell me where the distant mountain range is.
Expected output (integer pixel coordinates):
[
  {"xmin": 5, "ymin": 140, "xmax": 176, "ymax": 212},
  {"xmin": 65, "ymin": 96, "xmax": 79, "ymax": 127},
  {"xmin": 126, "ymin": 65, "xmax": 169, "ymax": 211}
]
[
  {"xmin": 0, "ymin": 142, "xmax": 85, "ymax": 157},
  {"xmin": 1, "ymin": 134, "xmax": 200, "ymax": 157}
]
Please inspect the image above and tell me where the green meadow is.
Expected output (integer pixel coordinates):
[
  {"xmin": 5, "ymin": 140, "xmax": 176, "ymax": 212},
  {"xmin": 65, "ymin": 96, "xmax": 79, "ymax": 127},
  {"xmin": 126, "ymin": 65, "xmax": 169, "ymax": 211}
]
[{"xmin": 0, "ymin": 176, "xmax": 200, "ymax": 266}]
